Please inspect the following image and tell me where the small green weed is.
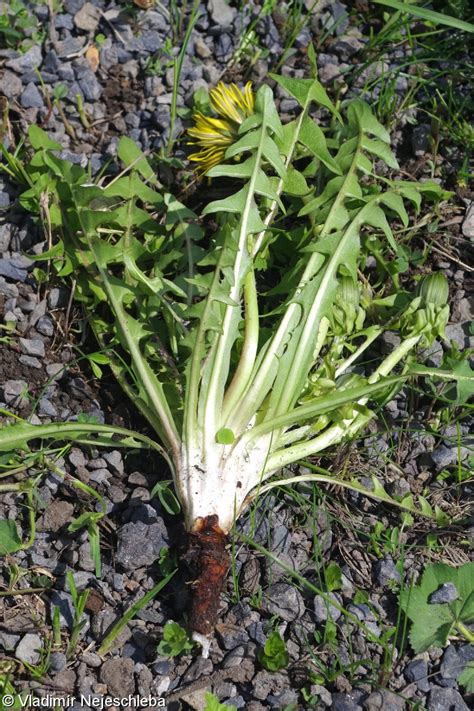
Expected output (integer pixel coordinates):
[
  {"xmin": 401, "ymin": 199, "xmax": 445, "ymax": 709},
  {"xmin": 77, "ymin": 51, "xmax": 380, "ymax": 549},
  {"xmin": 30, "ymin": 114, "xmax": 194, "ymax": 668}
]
[
  {"xmin": 157, "ymin": 620, "xmax": 194, "ymax": 657},
  {"xmin": 400, "ymin": 562, "xmax": 474, "ymax": 690},
  {"xmin": 257, "ymin": 629, "xmax": 289, "ymax": 671},
  {"xmin": 203, "ymin": 692, "xmax": 234, "ymax": 710}
]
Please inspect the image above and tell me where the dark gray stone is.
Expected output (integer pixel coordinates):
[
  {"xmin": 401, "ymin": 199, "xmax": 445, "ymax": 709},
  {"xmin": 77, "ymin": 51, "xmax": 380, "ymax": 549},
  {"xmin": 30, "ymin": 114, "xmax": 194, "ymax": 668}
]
[
  {"xmin": 0, "ymin": 259, "xmax": 28, "ymax": 282},
  {"xmin": 430, "ymin": 582, "xmax": 459, "ymax": 604},
  {"xmin": 78, "ymin": 73, "xmax": 102, "ymax": 101},
  {"xmin": 116, "ymin": 516, "xmax": 169, "ymax": 570},
  {"xmin": 412, "ymin": 124, "xmax": 432, "ymax": 154},
  {"xmin": 36, "ymin": 316, "xmax": 54, "ymax": 337},
  {"xmin": 331, "ymin": 692, "xmax": 364, "ymax": 711},
  {"xmin": 427, "ymin": 687, "xmax": 469, "ymax": 711},
  {"xmin": 364, "ymin": 689, "xmax": 404, "ymax": 711},
  {"xmin": 373, "ymin": 556, "xmax": 401, "ymax": 587},
  {"xmin": 262, "ymin": 582, "xmax": 305, "ymax": 621},
  {"xmin": 216, "ymin": 625, "xmax": 250, "ymax": 650},
  {"xmin": 19, "ymin": 337, "xmax": 45, "ymax": 358},
  {"xmin": 50, "ymin": 651, "xmax": 67, "ymax": 672},
  {"xmin": 440, "ymin": 644, "xmax": 474, "ymax": 679},
  {"xmin": 6, "ymin": 45, "xmax": 42, "ymax": 73},
  {"xmin": 215, "ymin": 33, "xmax": 233, "ymax": 62},
  {"xmin": 404, "ymin": 658, "xmax": 430, "ymax": 692},
  {"xmin": 182, "ymin": 657, "xmax": 213, "ymax": 684}
]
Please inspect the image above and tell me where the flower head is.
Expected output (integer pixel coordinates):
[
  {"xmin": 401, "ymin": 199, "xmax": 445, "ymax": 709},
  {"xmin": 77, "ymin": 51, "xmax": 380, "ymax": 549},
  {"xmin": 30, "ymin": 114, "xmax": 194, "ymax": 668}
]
[{"xmin": 187, "ymin": 81, "xmax": 255, "ymax": 174}]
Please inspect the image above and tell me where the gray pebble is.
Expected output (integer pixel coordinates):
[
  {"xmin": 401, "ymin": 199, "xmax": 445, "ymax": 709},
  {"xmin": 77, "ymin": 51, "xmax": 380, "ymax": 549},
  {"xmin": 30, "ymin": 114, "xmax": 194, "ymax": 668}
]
[
  {"xmin": 74, "ymin": 2, "xmax": 101, "ymax": 32},
  {"xmin": 430, "ymin": 582, "xmax": 459, "ymax": 604},
  {"xmin": 15, "ymin": 633, "xmax": 42, "ymax": 665},
  {"xmin": 50, "ymin": 651, "xmax": 67, "ymax": 672},
  {"xmin": 0, "ymin": 632, "xmax": 21, "ymax": 650},
  {"xmin": 6, "ymin": 45, "xmax": 42, "ymax": 73},
  {"xmin": 19, "ymin": 337, "xmax": 45, "ymax": 358},
  {"xmin": 427, "ymin": 687, "xmax": 469, "ymax": 711},
  {"xmin": 36, "ymin": 316, "xmax": 54, "ymax": 337},
  {"xmin": 262, "ymin": 582, "xmax": 305, "ymax": 621},
  {"xmin": 314, "ymin": 593, "xmax": 342, "ymax": 623},
  {"xmin": 373, "ymin": 556, "xmax": 401, "ymax": 588},
  {"xmin": 404, "ymin": 658, "xmax": 430, "ymax": 692},
  {"xmin": 461, "ymin": 201, "xmax": 474, "ymax": 238},
  {"xmin": 0, "ymin": 259, "xmax": 28, "ymax": 282},
  {"xmin": 330, "ymin": 691, "xmax": 364, "ymax": 711}
]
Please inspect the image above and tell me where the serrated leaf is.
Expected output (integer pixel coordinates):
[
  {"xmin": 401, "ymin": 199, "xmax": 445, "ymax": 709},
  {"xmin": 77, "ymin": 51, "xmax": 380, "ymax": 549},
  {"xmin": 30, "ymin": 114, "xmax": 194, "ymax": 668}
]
[
  {"xmin": 400, "ymin": 562, "xmax": 474, "ymax": 653},
  {"xmin": 458, "ymin": 661, "xmax": 474, "ymax": 693},
  {"xmin": 283, "ymin": 167, "xmax": 310, "ymax": 196},
  {"xmin": 363, "ymin": 203, "xmax": 398, "ymax": 252},
  {"xmin": 299, "ymin": 116, "xmax": 341, "ymax": 174},
  {"xmin": 348, "ymin": 100, "xmax": 391, "ymax": 143},
  {"xmin": 361, "ymin": 136, "xmax": 399, "ymax": 169},
  {"xmin": 270, "ymin": 74, "xmax": 341, "ymax": 120}
]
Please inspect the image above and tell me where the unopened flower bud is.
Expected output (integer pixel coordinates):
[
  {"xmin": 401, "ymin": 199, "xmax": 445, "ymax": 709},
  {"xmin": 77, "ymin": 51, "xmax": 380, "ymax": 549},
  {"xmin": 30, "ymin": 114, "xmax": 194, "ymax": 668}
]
[{"xmin": 417, "ymin": 273, "xmax": 449, "ymax": 307}]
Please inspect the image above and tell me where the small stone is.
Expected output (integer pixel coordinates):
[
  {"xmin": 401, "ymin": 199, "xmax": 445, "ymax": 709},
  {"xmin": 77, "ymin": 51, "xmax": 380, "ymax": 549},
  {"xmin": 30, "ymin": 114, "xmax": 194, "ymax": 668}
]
[
  {"xmin": 6, "ymin": 45, "xmax": 42, "ymax": 73},
  {"xmin": 404, "ymin": 658, "xmax": 430, "ymax": 692},
  {"xmin": 79, "ymin": 73, "xmax": 102, "ymax": 101},
  {"xmin": 215, "ymin": 34, "xmax": 233, "ymax": 62},
  {"xmin": 332, "ymin": 692, "xmax": 364, "ymax": 711},
  {"xmin": 182, "ymin": 657, "xmax": 213, "ymax": 684},
  {"xmin": 461, "ymin": 201, "xmax": 474, "ymax": 238},
  {"xmin": 194, "ymin": 37, "xmax": 212, "ymax": 58},
  {"xmin": 116, "ymin": 518, "xmax": 169, "ymax": 570},
  {"xmin": 445, "ymin": 323, "xmax": 471, "ymax": 349},
  {"xmin": 427, "ymin": 687, "xmax": 469, "ymax": 711},
  {"xmin": 373, "ymin": 556, "xmax": 401, "ymax": 588},
  {"xmin": 15, "ymin": 633, "xmax": 42, "ymax": 665},
  {"xmin": 2, "ymin": 379, "xmax": 28, "ymax": 406},
  {"xmin": 38, "ymin": 398, "xmax": 58, "ymax": 417},
  {"xmin": 0, "ymin": 70, "xmax": 23, "ymax": 100},
  {"xmin": 101, "ymin": 658, "xmax": 135, "ymax": 697},
  {"xmin": 37, "ymin": 500, "xmax": 75, "ymax": 533},
  {"xmin": 209, "ymin": 0, "xmax": 236, "ymax": 26},
  {"xmin": 20, "ymin": 82, "xmax": 45, "ymax": 110},
  {"xmin": 0, "ymin": 259, "xmax": 28, "ymax": 282},
  {"xmin": 74, "ymin": 2, "xmax": 101, "ymax": 32},
  {"xmin": 440, "ymin": 644, "xmax": 474, "ymax": 680},
  {"xmin": 252, "ymin": 671, "xmax": 289, "ymax": 702},
  {"xmin": 0, "ymin": 632, "xmax": 20, "ymax": 650},
  {"xmin": 36, "ymin": 316, "xmax": 54, "ymax": 337},
  {"xmin": 216, "ymin": 624, "xmax": 250, "ymax": 650},
  {"xmin": 262, "ymin": 582, "xmax": 305, "ymax": 621},
  {"xmin": 103, "ymin": 450, "xmax": 124, "ymax": 474},
  {"xmin": 19, "ymin": 338, "xmax": 45, "ymax": 358},
  {"xmin": 430, "ymin": 582, "xmax": 459, "ymax": 604},
  {"xmin": 314, "ymin": 593, "xmax": 342, "ymax": 623},
  {"xmin": 50, "ymin": 651, "xmax": 67, "ymax": 672},
  {"xmin": 364, "ymin": 689, "xmax": 405, "ymax": 711}
]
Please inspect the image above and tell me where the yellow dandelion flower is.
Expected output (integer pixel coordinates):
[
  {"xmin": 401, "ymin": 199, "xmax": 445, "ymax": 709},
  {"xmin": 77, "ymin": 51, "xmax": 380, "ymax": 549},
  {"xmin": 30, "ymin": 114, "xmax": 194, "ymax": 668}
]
[{"xmin": 187, "ymin": 81, "xmax": 255, "ymax": 174}]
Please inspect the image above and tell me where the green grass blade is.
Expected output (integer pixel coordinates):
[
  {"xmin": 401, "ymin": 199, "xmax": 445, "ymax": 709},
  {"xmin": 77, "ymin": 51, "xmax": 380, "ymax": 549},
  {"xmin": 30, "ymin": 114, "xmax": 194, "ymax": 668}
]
[{"xmin": 371, "ymin": 0, "xmax": 474, "ymax": 32}]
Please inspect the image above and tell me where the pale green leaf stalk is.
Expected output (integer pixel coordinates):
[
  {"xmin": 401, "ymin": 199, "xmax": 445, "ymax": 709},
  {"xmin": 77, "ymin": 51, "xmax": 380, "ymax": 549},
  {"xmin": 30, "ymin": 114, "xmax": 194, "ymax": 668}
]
[{"xmin": 0, "ymin": 76, "xmax": 472, "ymax": 651}]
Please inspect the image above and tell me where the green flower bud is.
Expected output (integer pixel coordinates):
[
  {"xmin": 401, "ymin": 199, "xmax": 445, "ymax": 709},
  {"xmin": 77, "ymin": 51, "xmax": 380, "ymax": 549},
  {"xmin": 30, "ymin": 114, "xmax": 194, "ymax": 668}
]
[
  {"xmin": 336, "ymin": 276, "xmax": 360, "ymax": 308},
  {"xmin": 417, "ymin": 273, "xmax": 449, "ymax": 307}
]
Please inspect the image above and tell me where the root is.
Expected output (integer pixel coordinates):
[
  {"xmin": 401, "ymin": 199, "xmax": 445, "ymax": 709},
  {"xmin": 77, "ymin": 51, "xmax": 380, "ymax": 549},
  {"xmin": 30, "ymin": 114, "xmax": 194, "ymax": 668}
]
[{"xmin": 188, "ymin": 515, "xmax": 230, "ymax": 638}]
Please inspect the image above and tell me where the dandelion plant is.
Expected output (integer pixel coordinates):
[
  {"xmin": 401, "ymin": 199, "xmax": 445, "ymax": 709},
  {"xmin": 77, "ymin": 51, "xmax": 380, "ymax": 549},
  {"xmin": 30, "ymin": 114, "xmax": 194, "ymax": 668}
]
[{"xmin": 0, "ymin": 76, "xmax": 472, "ymax": 653}]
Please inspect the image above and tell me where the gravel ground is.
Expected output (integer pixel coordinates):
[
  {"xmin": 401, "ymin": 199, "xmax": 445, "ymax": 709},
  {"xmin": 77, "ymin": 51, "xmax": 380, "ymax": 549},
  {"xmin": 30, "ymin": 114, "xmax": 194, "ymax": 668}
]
[{"xmin": 0, "ymin": 1, "xmax": 473, "ymax": 709}]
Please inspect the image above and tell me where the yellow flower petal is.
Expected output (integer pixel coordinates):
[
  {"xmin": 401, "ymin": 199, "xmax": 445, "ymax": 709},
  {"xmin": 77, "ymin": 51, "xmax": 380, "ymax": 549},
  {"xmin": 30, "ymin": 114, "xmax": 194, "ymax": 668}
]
[{"xmin": 186, "ymin": 82, "xmax": 255, "ymax": 175}]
